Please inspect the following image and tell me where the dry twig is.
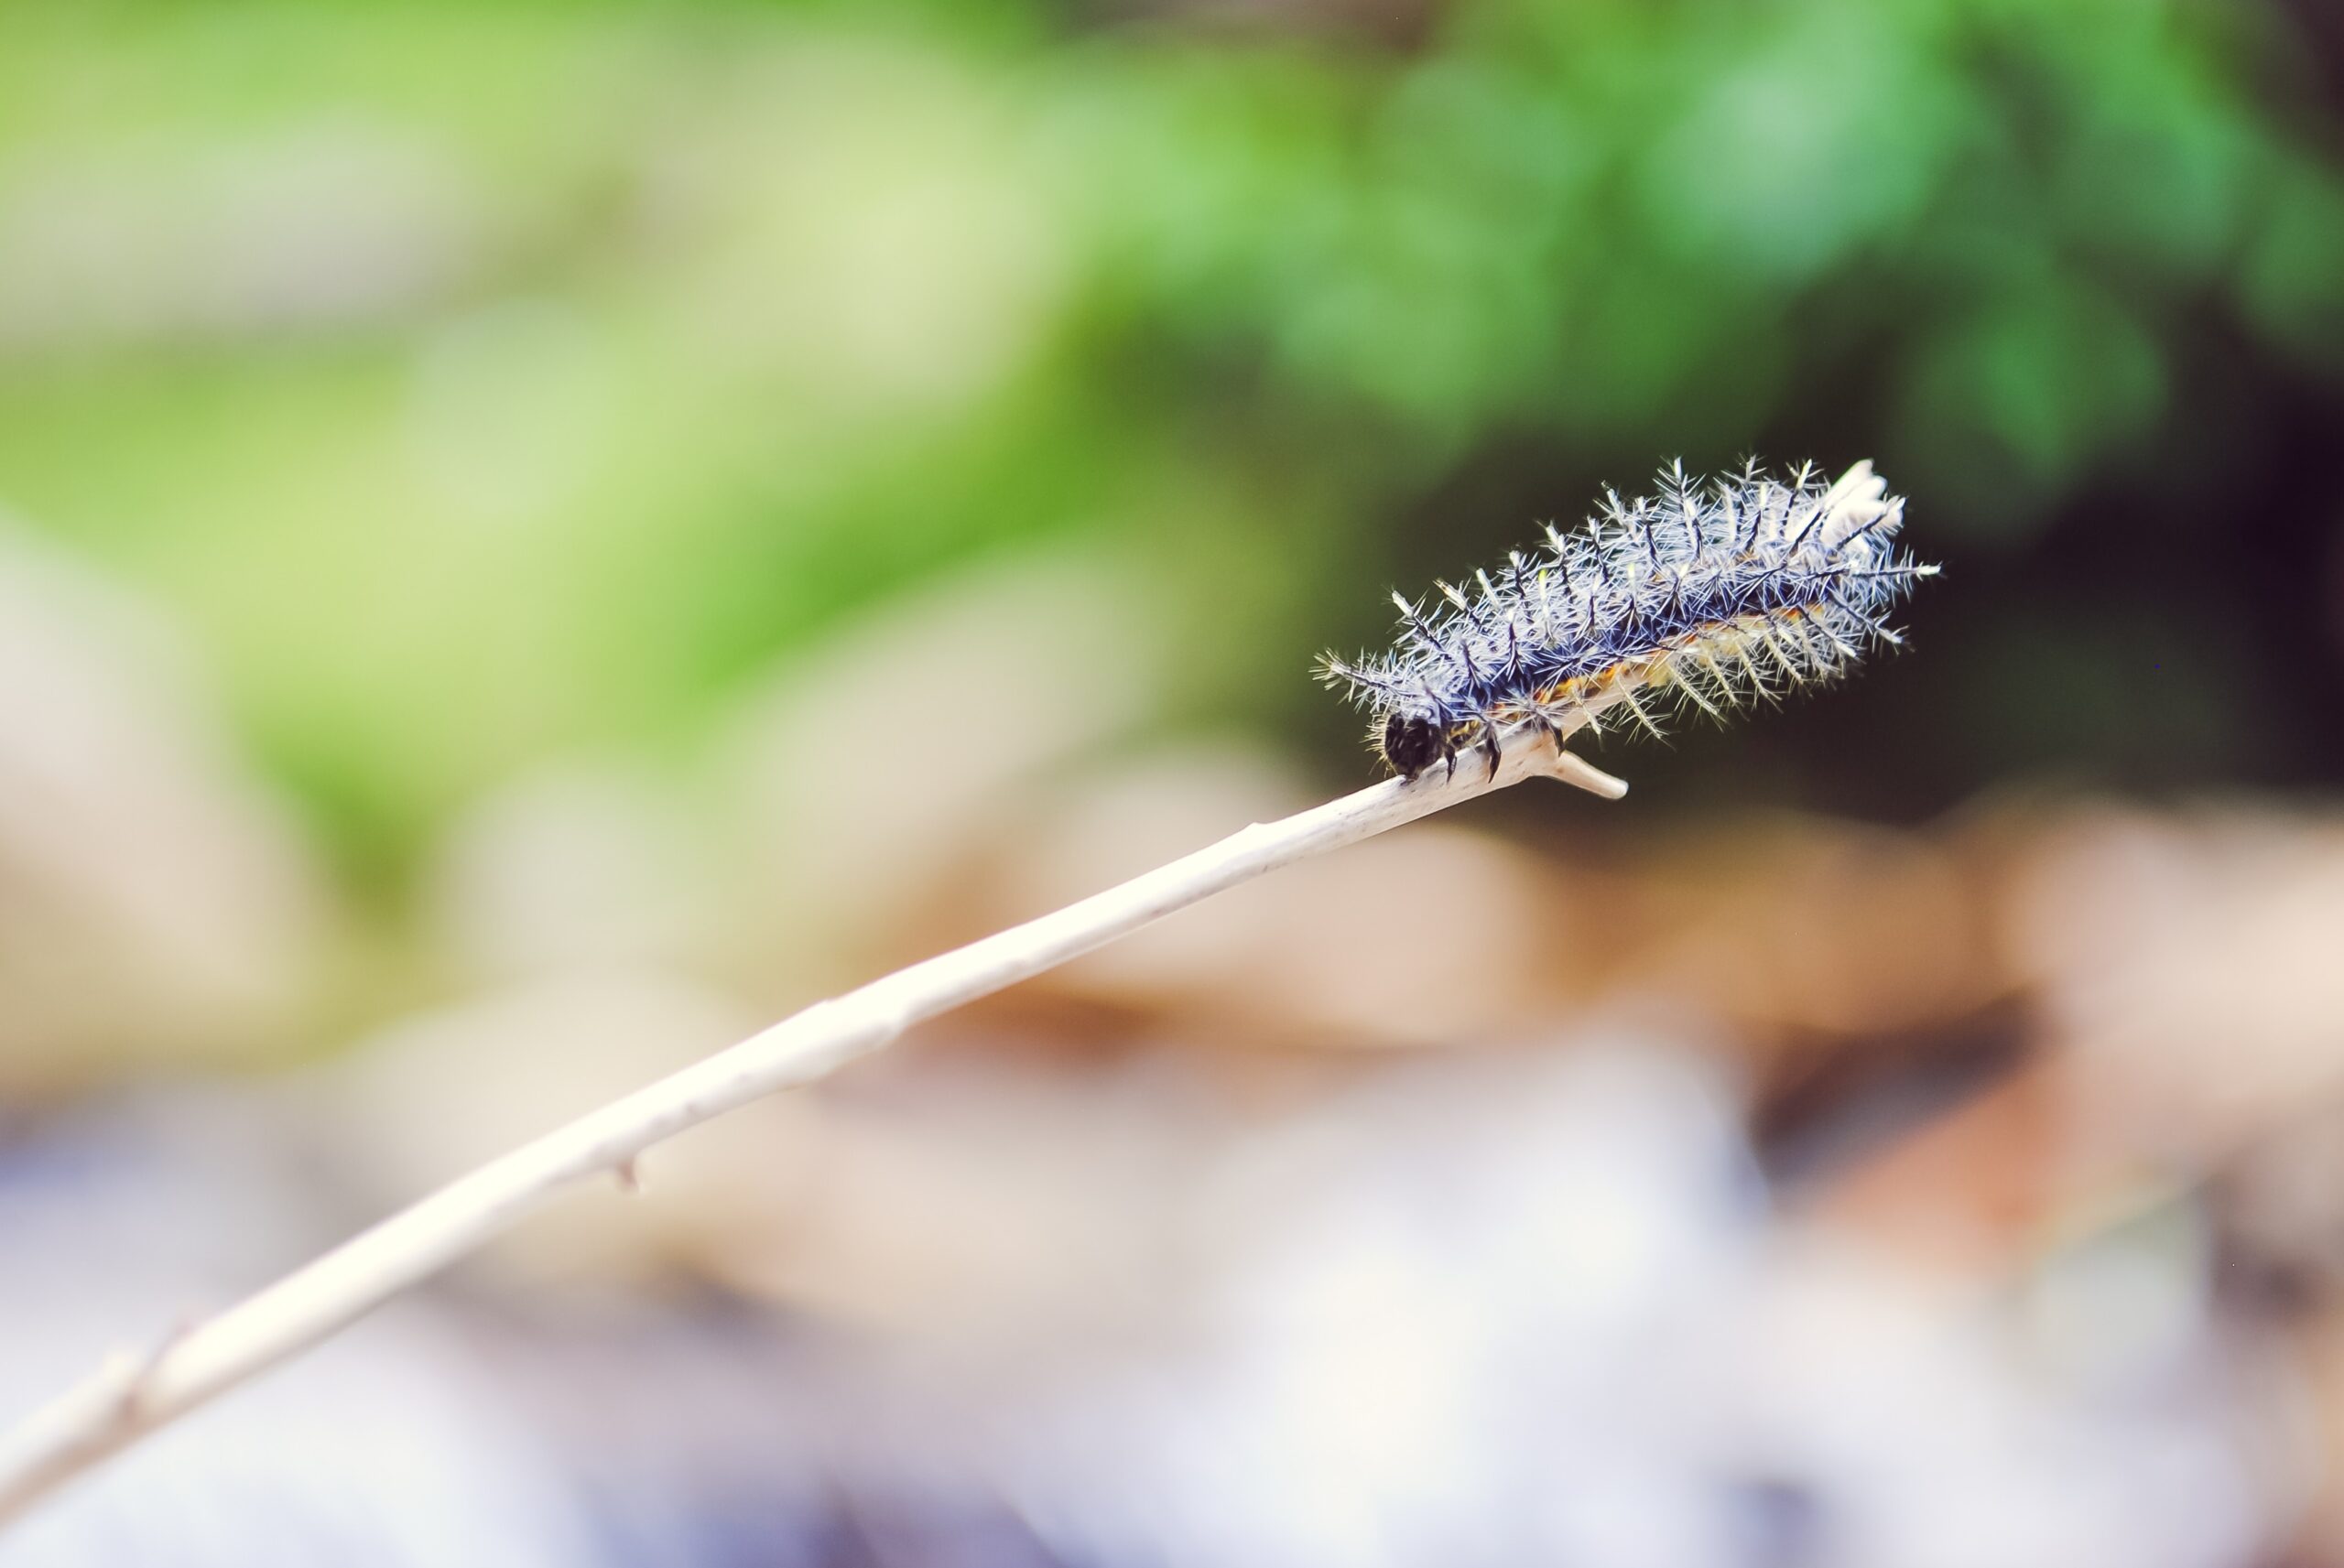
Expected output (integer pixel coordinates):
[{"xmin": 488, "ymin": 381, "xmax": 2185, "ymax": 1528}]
[{"xmin": 0, "ymin": 725, "xmax": 1627, "ymax": 1525}]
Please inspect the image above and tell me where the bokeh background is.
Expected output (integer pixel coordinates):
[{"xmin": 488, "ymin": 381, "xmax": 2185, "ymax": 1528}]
[{"xmin": 4, "ymin": 0, "xmax": 2344, "ymax": 1562}]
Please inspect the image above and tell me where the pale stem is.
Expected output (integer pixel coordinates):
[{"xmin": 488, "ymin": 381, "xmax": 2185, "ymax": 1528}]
[{"xmin": 0, "ymin": 730, "xmax": 1626, "ymax": 1526}]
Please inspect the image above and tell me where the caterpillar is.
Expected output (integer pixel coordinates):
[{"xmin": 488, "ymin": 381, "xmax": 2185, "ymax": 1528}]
[{"xmin": 1319, "ymin": 460, "xmax": 1937, "ymax": 780}]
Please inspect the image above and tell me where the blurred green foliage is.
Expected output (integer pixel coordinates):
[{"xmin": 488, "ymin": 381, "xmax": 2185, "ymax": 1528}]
[{"xmin": 0, "ymin": 0, "xmax": 2339, "ymax": 869}]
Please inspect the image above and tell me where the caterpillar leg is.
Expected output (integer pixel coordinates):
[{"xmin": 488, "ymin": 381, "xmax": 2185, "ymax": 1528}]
[
  {"xmin": 1478, "ymin": 719, "xmax": 1503, "ymax": 781},
  {"xmin": 1441, "ymin": 730, "xmax": 1461, "ymax": 782}
]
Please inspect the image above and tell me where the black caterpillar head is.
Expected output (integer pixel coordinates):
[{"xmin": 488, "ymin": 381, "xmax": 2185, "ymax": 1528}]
[{"xmin": 1381, "ymin": 710, "xmax": 1448, "ymax": 781}]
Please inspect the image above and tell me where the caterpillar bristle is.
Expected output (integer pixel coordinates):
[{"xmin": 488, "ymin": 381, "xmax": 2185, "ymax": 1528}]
[{"xmin": 1322, "ymin": 460, "xmax": 1937, "ymax": 780}]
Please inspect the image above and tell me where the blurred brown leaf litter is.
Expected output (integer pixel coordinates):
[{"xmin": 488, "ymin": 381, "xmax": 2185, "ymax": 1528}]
[{"xmin": 3, "ymin": 526, "xmax": 2343, "ymax": 1565}]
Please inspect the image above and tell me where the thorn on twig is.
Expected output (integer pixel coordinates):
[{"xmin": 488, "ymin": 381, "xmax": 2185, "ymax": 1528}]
[
  {"xmin": 613, "ymin": 1156, "xmax": 644, "ymax": 1195},
  {"xmin": 99, "ymin": 1352, "xmax": 145, "ymax": 1426},
  {"xmin": 104, "ymin": 1314, "xmax": 198, "ymax": 1426}
]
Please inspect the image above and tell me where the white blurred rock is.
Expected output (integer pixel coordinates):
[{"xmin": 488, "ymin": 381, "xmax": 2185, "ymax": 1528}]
[
  {"xmin": 0, "ymin": 1098, "xmax": 596, "ymax": 1567},
  {"xmin": 886, "ymin": 1042, "xmax": 2279, "ymax": 1568},
  {"xmin": 1705, "ymin": 1227, "xmax": 2265, "ymax": 1568},
  {"xmin": 0, "ymin": 521, "xmax": 330, "ymax": 1096}
]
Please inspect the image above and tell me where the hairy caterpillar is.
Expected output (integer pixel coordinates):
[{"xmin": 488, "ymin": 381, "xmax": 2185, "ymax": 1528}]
[{"xmin": 1320, "ymin": 460, "xmax": 1937, "ymax": 780}]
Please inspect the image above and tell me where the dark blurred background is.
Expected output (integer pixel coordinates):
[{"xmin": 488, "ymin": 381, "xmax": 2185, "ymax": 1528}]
[{"xmin": 3, "ymin": 0, "xmax": 2343, "ymax": 1563}]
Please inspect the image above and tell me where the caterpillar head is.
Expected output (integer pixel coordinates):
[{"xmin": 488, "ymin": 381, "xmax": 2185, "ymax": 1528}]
[{"xmin": 1381, "ymin": 710, "xmax": 1449, "ymax": 781}]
